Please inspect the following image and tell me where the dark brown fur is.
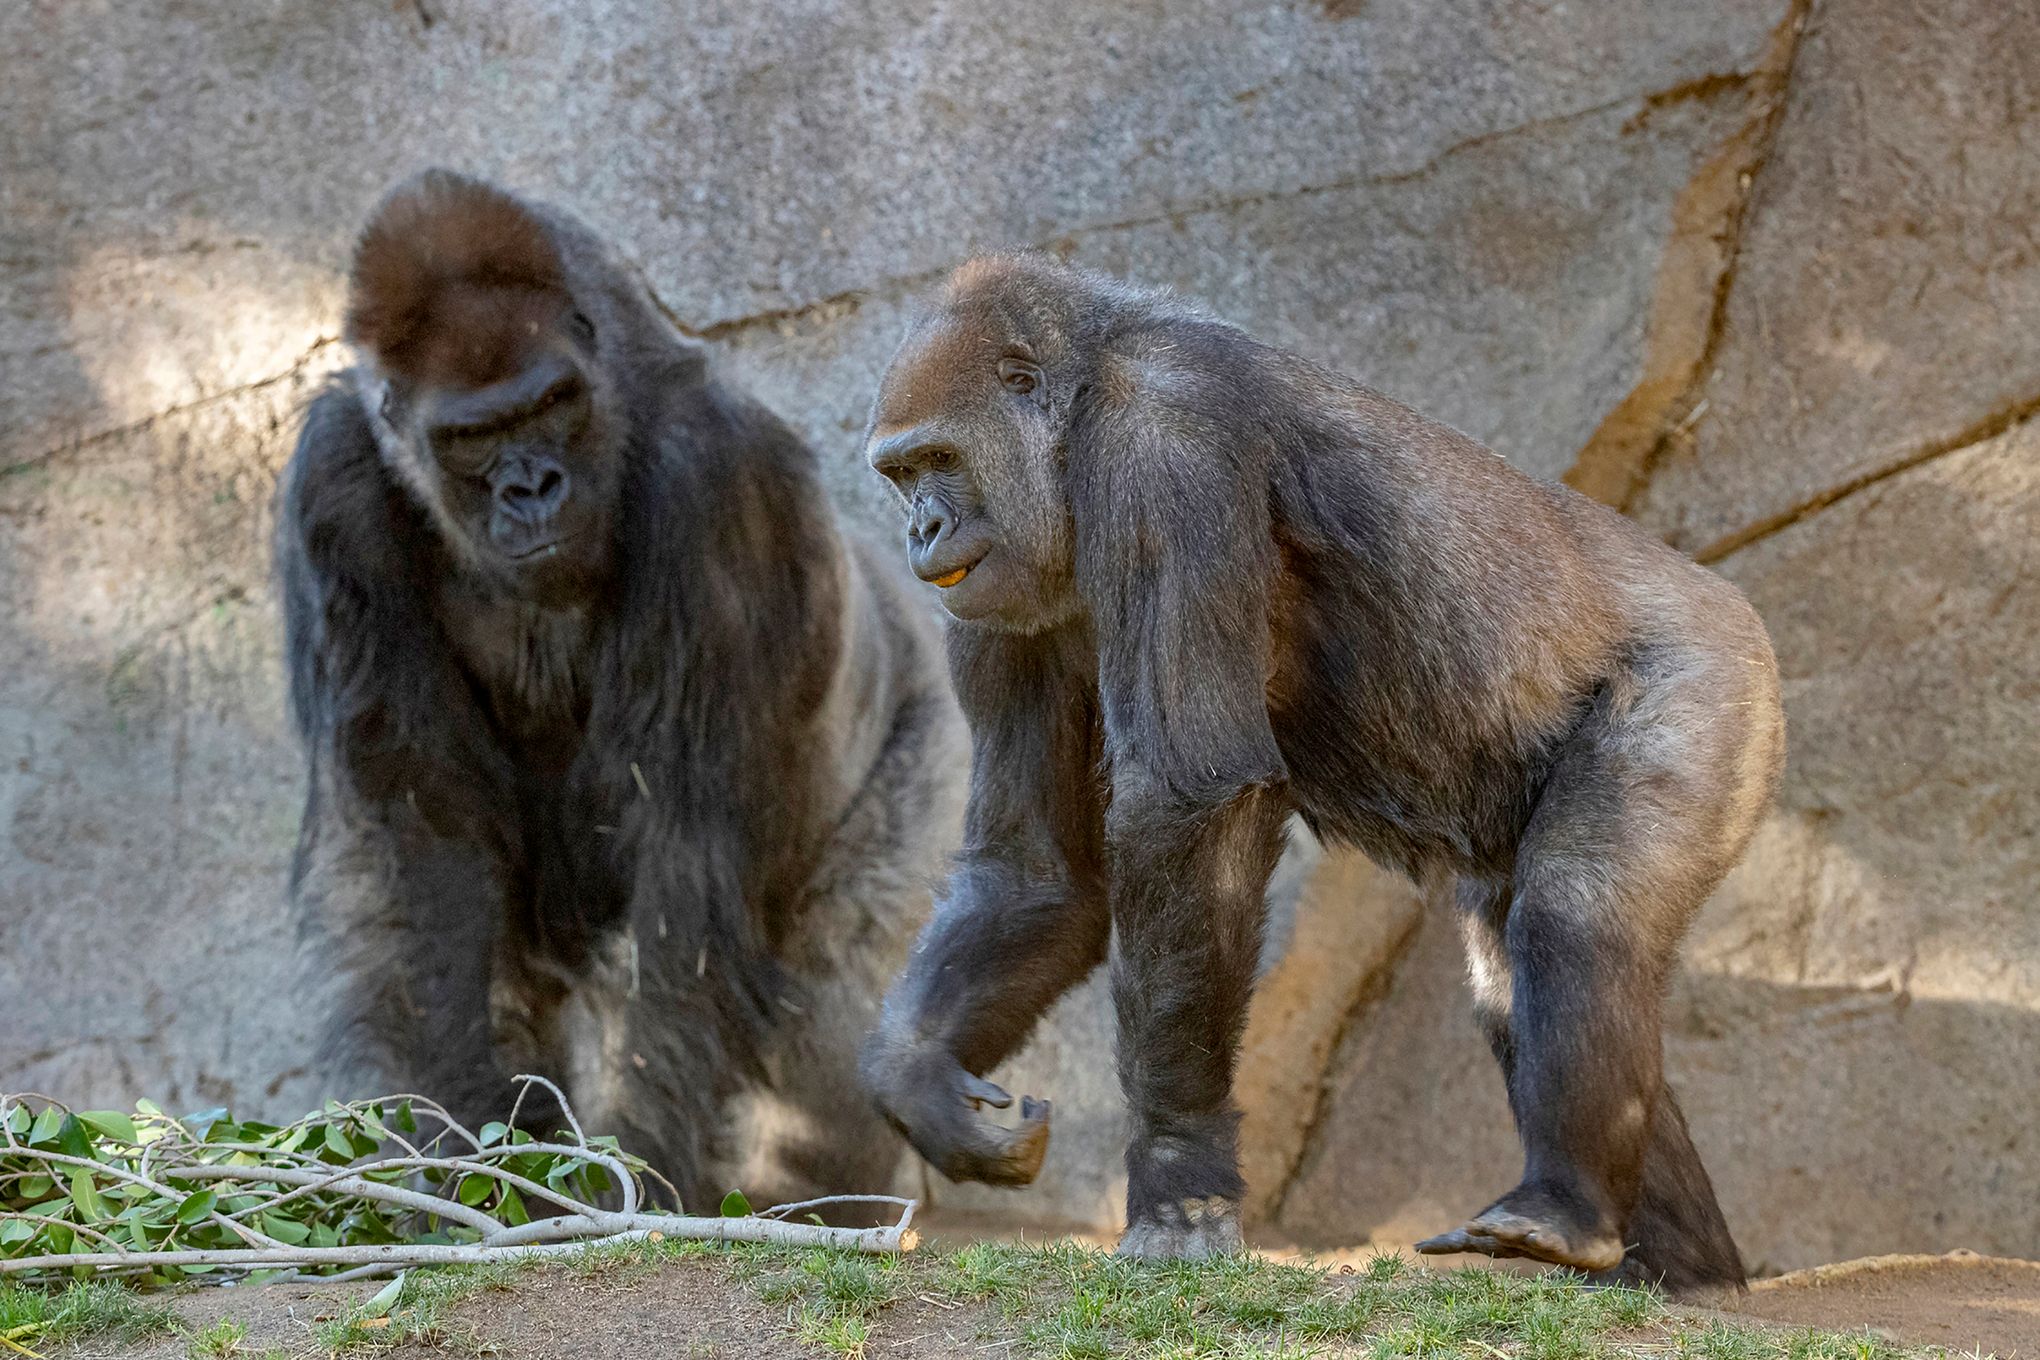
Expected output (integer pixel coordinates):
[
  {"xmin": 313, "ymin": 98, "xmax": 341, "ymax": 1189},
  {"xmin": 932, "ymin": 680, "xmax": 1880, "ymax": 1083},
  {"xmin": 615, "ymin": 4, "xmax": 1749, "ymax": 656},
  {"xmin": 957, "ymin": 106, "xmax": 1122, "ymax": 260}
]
[
  {"xmin": 345, "ymin": 174, "xmax": 570, "ymax": 388},
  {"xmin": 278, "ymin": 172, "xmax": 966, "ymax": 1211},
  {"xmin": 857, "ymin": 254, "xmax": 1782, "ymax": 1290}
]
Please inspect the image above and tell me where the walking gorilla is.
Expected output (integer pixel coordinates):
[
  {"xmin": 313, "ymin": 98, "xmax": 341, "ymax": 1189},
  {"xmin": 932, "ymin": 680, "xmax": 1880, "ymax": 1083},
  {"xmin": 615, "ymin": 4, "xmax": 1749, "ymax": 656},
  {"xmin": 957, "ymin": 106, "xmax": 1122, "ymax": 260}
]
[
  {"xmin": 277, "ymin": 171, "xmax": 964, "ymax": 1211},
  {"xmin": 858, "ymin": 254, "xmax": 1783, "ymax": 1291}
]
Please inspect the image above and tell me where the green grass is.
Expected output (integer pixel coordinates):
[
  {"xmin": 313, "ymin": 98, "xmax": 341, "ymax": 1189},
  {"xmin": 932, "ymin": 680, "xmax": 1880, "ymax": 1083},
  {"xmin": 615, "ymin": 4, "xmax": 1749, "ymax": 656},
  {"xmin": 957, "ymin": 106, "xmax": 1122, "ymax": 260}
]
[
  {"xmin": 0, "ymin": 1241, "xmax": 1953, "ymax": 1360},
  {"xmin": 181, "ymin": 1316, "xmax": 278, "ymax": 1359},
  {"xmin": 717, "ymin": 1242, "xmax": 1933, "ymax": 1360},
  {"xmin": 0, "ymin": 1278, "xmax": 176, "ymax": 1352}
]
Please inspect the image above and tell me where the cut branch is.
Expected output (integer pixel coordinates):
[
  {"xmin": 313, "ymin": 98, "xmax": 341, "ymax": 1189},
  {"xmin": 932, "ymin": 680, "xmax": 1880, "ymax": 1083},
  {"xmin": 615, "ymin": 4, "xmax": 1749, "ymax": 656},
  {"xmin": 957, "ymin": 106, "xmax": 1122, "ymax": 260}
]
[{"xmin": 0, "ymin": 1083, "xmax": 918, "ymax": 1280}]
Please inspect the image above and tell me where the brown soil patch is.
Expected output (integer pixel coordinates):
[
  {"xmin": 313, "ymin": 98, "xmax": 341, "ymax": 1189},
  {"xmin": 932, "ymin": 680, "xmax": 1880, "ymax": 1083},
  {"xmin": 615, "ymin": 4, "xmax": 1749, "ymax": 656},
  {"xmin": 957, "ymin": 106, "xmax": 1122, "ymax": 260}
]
[
  {"xmin": 50, "ymin": 1261, "xmax": 1002, "ymax": 1359},
  {"xmin": 1721, "ymin": 1251, "xmax": 2040, "ymax": 1358},
  {"xmin": 45, "ymin": 1248, "xmax": 2040, "ymax": 1359}
]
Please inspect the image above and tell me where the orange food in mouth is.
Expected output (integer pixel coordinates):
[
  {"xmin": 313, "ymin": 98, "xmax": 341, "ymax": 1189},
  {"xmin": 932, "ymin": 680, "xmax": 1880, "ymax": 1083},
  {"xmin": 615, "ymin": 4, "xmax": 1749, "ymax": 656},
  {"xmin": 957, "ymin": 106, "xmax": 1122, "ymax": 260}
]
[{"xmin": 931, "ymin": 567, "xmax": 970, "ymax": 588}]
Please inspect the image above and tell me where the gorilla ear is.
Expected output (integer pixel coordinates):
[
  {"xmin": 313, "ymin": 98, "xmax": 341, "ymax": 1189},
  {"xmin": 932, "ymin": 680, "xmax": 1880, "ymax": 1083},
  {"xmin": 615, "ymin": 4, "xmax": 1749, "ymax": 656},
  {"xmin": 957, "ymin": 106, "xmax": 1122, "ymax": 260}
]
[{"xmin": 346, "ymin": 170, "xmax": 566, "ymax": 376}]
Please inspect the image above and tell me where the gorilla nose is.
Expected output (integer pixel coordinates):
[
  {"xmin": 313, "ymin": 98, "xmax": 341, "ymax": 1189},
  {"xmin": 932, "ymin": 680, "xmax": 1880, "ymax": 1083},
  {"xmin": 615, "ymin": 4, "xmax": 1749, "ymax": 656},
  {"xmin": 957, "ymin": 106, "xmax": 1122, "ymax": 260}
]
[
  {"xmin": 495, "ymin": 459, "xmax": 570, "ymax": 523},
  {"xmin": 910, "ymin": 500, "xmax": 950, "ymax": 548}
]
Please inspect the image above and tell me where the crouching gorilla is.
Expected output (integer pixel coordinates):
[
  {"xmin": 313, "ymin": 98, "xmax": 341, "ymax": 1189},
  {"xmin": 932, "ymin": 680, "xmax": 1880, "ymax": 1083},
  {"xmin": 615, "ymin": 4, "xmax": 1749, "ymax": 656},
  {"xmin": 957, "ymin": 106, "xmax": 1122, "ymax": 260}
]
[
  {"xmin": 859, "ymin": 255, "xmax": 1784, "ymax": 1292},
  {"xmin": 277, "ymin": 171, "xmax": 964, "ymax": 1210}
]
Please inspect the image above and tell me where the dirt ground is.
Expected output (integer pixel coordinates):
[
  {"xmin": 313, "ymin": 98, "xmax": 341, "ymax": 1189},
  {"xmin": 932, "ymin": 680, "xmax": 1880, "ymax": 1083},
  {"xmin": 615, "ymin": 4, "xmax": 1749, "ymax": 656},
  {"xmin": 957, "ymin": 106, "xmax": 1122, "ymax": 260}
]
[
  {"xmin": 51, "ymin": 1265, "xmax": 998, "ymax": 1360},
  {"xmin": 45, "ymin": 1248, "xmax": 2040, "ymax": 1359},
  {"xmin": 1722, "ymin": 1252, "xmax": 2040, "ymax": 1358}
]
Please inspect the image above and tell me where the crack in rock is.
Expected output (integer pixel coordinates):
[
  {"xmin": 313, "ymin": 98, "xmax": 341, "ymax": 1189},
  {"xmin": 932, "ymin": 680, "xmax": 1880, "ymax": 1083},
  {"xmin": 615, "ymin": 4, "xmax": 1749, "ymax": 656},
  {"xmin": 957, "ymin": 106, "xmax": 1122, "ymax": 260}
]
[
  {"xmin": 685, "ymin": 69, "xmax": 1780, "ymax": 345},
  {"xmin": 8, "ymin": 337, "xmax": 339, "ymax": 479},
  {"xmin": 1695, "ymin": 388, "xmax": 2040, "ymax": 563},
  {"xmin": 1562, "ymin": 0, "xmax": 1815, "ymax": 510}
]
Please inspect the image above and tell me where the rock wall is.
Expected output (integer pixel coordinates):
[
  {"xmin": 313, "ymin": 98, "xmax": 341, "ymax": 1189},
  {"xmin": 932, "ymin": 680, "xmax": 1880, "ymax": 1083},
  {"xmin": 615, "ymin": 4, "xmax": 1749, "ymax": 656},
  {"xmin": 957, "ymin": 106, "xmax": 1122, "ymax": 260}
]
[{"xmin": 2, "ymin": 0, "xmax": 2032, "ymax": 1273}]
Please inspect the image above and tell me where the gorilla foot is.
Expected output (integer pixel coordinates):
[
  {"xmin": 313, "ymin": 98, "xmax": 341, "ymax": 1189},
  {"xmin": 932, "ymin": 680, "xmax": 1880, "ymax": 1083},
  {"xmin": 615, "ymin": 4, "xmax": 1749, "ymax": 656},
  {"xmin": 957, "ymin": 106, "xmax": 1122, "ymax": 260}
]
[
  {"xmin": 1416, "ymin": 1187, "xmax": 1625, "ymax": 1273},
  {"xmin": 1116, "ymin": 1198, "xmax": 1244, "ymax": 1261},
  {"xmin": 862, "ymin": 1038, "xmax": 1051, "ymax": 1187}
]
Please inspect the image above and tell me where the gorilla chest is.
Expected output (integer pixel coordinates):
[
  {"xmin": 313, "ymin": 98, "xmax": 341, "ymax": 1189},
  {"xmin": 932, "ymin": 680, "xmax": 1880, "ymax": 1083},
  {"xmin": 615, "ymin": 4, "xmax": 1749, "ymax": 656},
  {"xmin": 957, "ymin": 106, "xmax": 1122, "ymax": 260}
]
[
  {"xmin": 443, "ymin": 591, "xmax": 597, "ymax": 736},
  {"xmin": 445, "ymin": 597, "xmax": 627, "ymax": 937}
]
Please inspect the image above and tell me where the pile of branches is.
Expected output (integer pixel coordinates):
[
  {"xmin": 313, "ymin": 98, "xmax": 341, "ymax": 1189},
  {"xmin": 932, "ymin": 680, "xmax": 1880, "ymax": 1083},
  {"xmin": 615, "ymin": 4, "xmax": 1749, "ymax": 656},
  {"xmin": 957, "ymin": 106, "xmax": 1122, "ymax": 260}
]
[{"xmin": 0, "ymin": 1077, "xmax": 916, "ymax": 1285}]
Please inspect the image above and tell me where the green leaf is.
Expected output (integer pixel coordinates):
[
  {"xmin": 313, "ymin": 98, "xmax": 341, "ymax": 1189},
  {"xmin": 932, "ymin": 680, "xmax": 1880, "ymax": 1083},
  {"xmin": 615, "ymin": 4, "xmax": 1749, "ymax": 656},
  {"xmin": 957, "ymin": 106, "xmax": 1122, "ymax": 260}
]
[
  {"xmin": 277, "ymin": 1125, "xmax": 310, "ymax": 1154},
  {"xmin": 54, "ymin": 1116, "xmax": 96, "ymax": 1162},
  {"xmin": 17, "ymin": 1175, "xmax": 55, "ymax": 1201},
  {"xmin": 323, "ymin": 1122, "xmax": 355, "ymax": 1161},
  {"xmin": 175, "ymin": 1189, "xmax": 218, "ymax": 1225},
  {"xmin": 309, "ymin": 1221, "xmax": 340, "ymax": 1249},
  {"xmin": 76, "ymin": 1110, "xmax": 140, "ymax": 1145},
  {"xmin": 67, "ymin": 1168, "xmax": 109, "ymax": 1222},
  {"xmin": 394, "ymin": 1101, "xmax": 417, "ymax": 1134},
  {"xmin": 457, "ymin": 1173, "xmax": 493, "ymax": 1207},
  {"xmin": 478, "ymin": 1121, "xmax": 508, "ymax": 1147},
  {"xmin": 720, "ymin": 1189, "xmax": 753, "ymax": 1218},
  {"xmin": 28, "ymin": 1106, "xmax": 65, "ymax": 1147},
  {"xmin": 0, "ymin": 1218, "xmax": 34, "ymax": 1247},
  {"xmin": 498, "ymin": 1186, "xmax": 529, "ymax": 1226},
  {"xmin": 361, "ymin": 1273, "xmax": 406, "ymax": 1319},
  {"xmin": 183, "ymin": 1108, "xmax": 229, "ymax": 1139},
  {"xmin": 135, "ymin": 1097, "xmax": 163, "ymax": 1117},
  {"xmin": 260, "ymin": 1215, "xmax": 312, "ymax": 1245},
  {"xmin": 3, "ymin": 1104, "xmax": 28, "ymax": 1137}
]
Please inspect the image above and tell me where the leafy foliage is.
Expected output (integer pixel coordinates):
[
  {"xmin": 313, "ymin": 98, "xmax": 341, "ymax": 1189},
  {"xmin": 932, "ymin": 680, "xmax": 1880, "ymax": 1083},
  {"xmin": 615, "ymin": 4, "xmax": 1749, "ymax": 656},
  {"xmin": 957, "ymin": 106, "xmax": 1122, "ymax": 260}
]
[{"xmin": 0, "ymin": 1092, "xmax": 646, "ymax": 1285}]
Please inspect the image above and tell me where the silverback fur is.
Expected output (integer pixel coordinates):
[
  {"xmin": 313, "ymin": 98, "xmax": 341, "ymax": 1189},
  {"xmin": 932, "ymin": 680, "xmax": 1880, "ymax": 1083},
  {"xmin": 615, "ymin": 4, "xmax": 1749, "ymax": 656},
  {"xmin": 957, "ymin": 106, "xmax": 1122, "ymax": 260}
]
[{"xmin": 275, "ymin": 172, "xmax": 966, "ymax": 1211}]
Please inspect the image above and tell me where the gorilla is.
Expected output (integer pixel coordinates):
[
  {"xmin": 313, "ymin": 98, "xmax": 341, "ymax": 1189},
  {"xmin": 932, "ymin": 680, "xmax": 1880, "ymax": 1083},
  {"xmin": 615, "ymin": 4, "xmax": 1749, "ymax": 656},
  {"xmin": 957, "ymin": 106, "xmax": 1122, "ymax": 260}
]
[
  {"xmin": 856, "ymin": 253, "xmax": 1783, "ymax": 1291},
  {"xmin": 276, "ymin": 171, "xmax": 964, "ymax": 1211}
]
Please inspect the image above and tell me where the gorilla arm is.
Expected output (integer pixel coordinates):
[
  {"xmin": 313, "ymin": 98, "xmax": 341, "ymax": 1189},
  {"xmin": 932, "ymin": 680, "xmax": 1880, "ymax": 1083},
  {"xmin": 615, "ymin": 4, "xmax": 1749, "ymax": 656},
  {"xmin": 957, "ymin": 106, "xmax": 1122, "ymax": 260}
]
[
  {"xmin": 278, "ymin": 384, "xmax": 553, "ymax": 1131},
  {"xmin": 1069, "ymin": 369, "xmax": 1292, "ymax": 1252},
  {"xmin": 858, "ymin": 623, "xmax": 1111, "ymax": 1187}
]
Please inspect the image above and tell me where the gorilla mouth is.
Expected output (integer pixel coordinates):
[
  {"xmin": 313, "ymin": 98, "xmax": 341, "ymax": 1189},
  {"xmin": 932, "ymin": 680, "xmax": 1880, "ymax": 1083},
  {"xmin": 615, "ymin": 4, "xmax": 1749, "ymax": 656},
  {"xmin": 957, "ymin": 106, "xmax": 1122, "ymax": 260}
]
[
  {"xmin": 922, "ymin": 550, "xmax": 985, "ymax": 589},
  {"xmin": 504, "ymin": 535, "xmax": 570, "ymax": 562}
]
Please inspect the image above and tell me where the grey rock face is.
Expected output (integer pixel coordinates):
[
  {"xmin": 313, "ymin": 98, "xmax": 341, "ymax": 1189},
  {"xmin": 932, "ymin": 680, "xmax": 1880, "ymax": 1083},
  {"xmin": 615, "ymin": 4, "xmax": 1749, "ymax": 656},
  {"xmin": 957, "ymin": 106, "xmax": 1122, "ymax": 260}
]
[{"xmin": 4, "ymin": 0, "xmax": 2034, "ymax": 1271}]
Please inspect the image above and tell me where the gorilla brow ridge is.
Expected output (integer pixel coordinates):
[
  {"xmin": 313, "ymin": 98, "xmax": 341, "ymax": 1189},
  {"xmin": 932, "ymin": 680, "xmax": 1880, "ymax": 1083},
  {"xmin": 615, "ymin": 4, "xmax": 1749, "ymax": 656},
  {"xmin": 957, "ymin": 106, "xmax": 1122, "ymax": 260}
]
[{"xmin": 346, "ymin": 170, "xmax": 567, "ymax": 380}]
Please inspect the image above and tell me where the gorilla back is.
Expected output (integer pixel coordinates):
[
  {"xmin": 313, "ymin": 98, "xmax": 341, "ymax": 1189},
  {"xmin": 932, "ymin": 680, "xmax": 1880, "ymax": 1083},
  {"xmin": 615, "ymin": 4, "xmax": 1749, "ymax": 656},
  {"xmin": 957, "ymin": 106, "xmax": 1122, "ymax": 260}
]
[
  {"xmin": 276, "ymin": 171, "xmax": 963, "ymax": 1209},
  {"xmin": 858, "ymin": 254, "xmax": 1783, "ymax": 1292}
]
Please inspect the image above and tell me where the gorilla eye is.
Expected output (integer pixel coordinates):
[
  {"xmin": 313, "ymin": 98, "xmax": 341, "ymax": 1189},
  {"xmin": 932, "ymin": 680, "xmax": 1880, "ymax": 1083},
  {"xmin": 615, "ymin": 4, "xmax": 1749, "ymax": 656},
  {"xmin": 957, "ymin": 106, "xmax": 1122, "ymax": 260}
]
[
  {"xmin": 926, "ymin": 448, "xmax": 957, "ymax": 471},
  {"xmin": 570, "ymin": 310, "xmax": 597, "ymax": 345},
  {"xmin": 998, "ymin": 357, "xmax": 1039, "ymax": 395}
]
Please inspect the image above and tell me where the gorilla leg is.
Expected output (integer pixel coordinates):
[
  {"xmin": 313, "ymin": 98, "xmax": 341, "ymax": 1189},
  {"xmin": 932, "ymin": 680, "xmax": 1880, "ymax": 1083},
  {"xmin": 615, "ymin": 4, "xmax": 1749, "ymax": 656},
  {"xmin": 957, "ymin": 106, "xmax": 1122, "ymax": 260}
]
[
  {"xmin": 1457, "ymin": 879, "xmax": 1518, "ymax": 1080},
  {"xmin": 1603, "ymin": 1089, "xmax": 1744, "ymax": 1292},
  {"xmin": 1111, "ymin": 788, "xmax": 1289, "ymax": 1259},
  {"xmin": 1445, "ymin": 879, "xmax": 1742, "ymax": 1291}
]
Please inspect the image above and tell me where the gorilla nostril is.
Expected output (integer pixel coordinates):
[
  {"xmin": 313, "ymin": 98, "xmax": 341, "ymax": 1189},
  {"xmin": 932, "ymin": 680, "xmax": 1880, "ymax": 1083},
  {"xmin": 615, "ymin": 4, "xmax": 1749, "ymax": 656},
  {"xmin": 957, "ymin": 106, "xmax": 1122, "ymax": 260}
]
[
  {"xmin": 499, "ymin": 464, "xmax": 569, "ymax": 516},
  {"xmin": 913, "ymin": 505, "xmax": 950, "ymax": 546}
]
